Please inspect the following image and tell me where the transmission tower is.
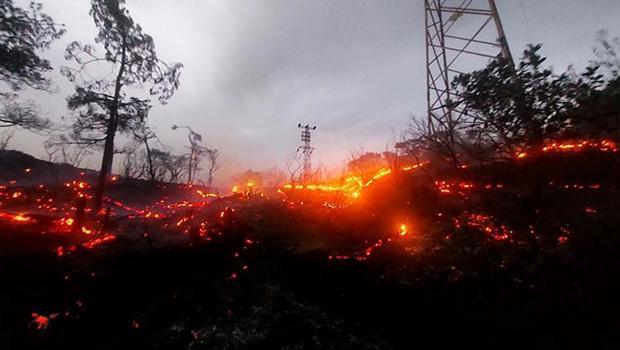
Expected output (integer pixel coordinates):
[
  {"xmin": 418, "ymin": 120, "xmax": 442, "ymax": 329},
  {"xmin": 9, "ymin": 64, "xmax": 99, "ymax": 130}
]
[
  {"xmin": 297, "ymin": 123, "xmax": 317, "ymax": 182},
  {"xmin": 425, "ymin": 0, "xmax": 515, "ymax": 136}
]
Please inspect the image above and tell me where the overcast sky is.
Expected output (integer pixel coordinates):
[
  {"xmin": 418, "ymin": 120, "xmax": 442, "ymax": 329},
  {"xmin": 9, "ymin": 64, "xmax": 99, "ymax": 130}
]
[{"xmin": 9, "ymin": 0, "xmax": 620, "ymax": 184}]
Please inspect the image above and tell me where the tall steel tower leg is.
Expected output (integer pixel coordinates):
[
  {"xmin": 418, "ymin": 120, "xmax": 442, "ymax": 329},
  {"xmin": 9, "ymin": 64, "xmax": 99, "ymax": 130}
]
[
  {"xmin": 424, "ymin": 0, "xmax": 514, "ymax": 161},
  {"xmin": 488, "ymin": 0, "xmax": 515, "ymax": 69}
]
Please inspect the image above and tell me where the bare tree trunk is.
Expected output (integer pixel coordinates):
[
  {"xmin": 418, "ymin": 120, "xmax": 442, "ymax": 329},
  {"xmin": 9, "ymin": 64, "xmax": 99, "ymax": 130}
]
[
  {"xmin": 144, "ymin": 138, "xmax": 155, "ymax": 181},
  {"xmin": 92, "ymin": 34, "xmax": 127, "ymax": 213},
  {"xmin": 0, "ymin": 130, "xmax": 14, "ymax": 150},
  {"xmin": 187, "ymin": 148, "xmax": 194, "ymax": 184},
  {"xmin": 93, "ymin": 120, "xmax": 118, "ymax": 212}
]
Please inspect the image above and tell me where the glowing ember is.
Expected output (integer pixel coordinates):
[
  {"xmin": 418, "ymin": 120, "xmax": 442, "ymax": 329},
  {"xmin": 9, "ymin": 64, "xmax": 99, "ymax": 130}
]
[
  {"xmin": 434, "ymin": 180, "xmax": 477, "ymax": 195},
  {"xmin": 517, "ymin": 139, "xmax": 618, "ymax": 159},
  {"xmin": 82, "ymin": 234, "xmax": 116, "ymax": 249},
  {"xmin": 280, "ymin": 162, "xmax": 429, "ymax": 204},
  {"xmin": 196, "ymin": 190, "xmax": 218, "ymax": 198},
  {"xmin": 31, "ymin": 313, "xmax": 49, "ymax": 330},
  {"xmin": 0, "ymin": 212, "xmax": 33, "ymax": 224},
  {"xmin": 12, "ymin": 213, "xmax": 31, "ymax": 222},
  {"xmin": 398, "ymin": 224, "xmax": 408, "ymax": 236},
  {"xmin": 456, "ymin": 213, "xmax": 512, "ymax": 241},
  {"xmin": 542, "ymin": 140, "xmax": 617, "ymax": 153}
]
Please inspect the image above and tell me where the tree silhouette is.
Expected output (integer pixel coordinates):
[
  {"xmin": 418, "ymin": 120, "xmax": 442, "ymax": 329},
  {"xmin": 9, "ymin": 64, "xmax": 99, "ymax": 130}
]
[
  {"xmin": 0, "ymin": 0, "xmax": 65, "ymax": 91},
  {"xmin": 410, "ymin": 43, "xmax": 620, "ymax": 166},
  {"xmin": 205, "ymin": 148, "xmax": 219, "ymax": 190},
  {"xmin": 1, "ymin": 1, "xmax": 63, "ymax": 132},
  {"xmin": 62, "ymin": 0, "xmax": 182, "ymax": 211},
  {"xmin": 0, "ymin": 95, "xmax": 51, "ymax": 131},
  {"xmin": 171, "ymin": 124, "xmax": 206, "ymax": 184}
]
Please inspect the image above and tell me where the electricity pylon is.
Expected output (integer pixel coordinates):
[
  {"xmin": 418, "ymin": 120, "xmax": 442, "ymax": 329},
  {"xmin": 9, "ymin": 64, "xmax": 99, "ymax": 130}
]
[
  {"xmin": 297, "ymin": 123, "xmax": 317, "ymax": 182},
  {"xmin": 425, "ymin": 0, "xmax": 515, "ymax": 137}
]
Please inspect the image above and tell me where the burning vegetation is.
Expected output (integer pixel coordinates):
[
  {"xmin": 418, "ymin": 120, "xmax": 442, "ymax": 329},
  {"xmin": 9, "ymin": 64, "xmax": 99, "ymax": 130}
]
[{"xmin": 2, "ymin": 135, "xmax": 619, "ymax": 347}]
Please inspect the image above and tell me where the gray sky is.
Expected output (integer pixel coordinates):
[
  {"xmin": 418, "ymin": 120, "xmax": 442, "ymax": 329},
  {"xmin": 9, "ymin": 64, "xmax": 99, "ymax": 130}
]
[{"xmin": 9, "ymin": 0, "xmax": 620, "ymax": 184}]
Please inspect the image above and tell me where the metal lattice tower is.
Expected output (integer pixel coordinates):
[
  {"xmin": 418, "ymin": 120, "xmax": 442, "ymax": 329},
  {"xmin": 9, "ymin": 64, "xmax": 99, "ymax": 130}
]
[
  {"xmin": 297, "ymin": 123, "xmax": 317, "ymax": 181},
  {"xmin": 425, "ymin": 0, "xmax": 515, "ymax": 135}
]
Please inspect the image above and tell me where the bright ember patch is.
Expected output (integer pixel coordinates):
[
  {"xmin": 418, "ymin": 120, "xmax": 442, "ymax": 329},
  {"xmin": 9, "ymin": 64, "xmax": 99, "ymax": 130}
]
[
  {"xmin": 82, "ymin": 234, "xmax": 117, "ymax": 249},
  {"xmin": 517, "ymin": 139, "xmax": 618, "ymax": 159},
  {"xmin": 0, "ymin": 212, "xmax": 33, "ymax": 224},
  {"xmin": 31, "ymin": 313, "xmax": 49, "ymax": 330},
  {"xmin": 398, "ymin": 224, "xmax": 408, "ymax": 236}
]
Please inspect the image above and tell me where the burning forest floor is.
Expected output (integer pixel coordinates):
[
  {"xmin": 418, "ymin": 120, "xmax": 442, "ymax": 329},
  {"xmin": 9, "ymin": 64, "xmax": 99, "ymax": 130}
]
[{"xmin": 1, "ymin": 143, "xmax": 620, "ymax": 349}]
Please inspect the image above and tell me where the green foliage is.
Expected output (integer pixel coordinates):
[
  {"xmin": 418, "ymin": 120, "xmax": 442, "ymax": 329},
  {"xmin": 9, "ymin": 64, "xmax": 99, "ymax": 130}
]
[
  {"xmin": 453, "ymin": 45, "xmax": 571, "ymax": 149},
  {"xmin": 0, "ymin": 0, "xmax": 65, "ymax": 91},
  {"xmin": 62, "ymin": 0, "xmax": 183, "ymax": 144},
  {"xmin": 563, "ymin": 30, "xmax": 620, "ymax": 140},
  {"xmin": 451, "ymin": 42, "xmax": 620, "ymax": 158},
  {"xmin": 0, "ymin": 1, "xmax": 62, "ymax": 132},
  {"xmin": 60, "ymin": 0, "xmax": 183, "ymax": 209},
  {"xmin": 593, "ymin": 29, "xmax": 620, "ymax": 78},
  {"xmin": 0, "ymin": 94, "xmax": 51, "ymax": 131}
]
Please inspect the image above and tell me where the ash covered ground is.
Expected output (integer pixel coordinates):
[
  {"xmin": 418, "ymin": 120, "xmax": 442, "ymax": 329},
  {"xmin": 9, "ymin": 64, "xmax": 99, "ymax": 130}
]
[{"xmin": 1, "ymin": 146, "xmax": 620, "ymax": 349}]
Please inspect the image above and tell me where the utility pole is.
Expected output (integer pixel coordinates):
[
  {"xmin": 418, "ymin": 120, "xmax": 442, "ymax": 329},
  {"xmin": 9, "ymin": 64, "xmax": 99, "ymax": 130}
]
[
  {"xmin": 297, "ymin": 123, "xmax": 317, "ymax": 182},
  {"xmin": 424, "ymin": 0, "xmax": 515, "ymax": 136}
]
